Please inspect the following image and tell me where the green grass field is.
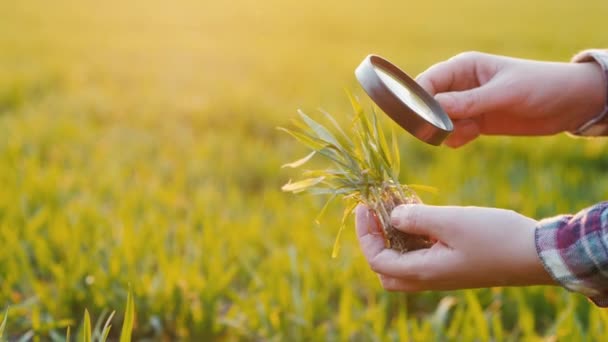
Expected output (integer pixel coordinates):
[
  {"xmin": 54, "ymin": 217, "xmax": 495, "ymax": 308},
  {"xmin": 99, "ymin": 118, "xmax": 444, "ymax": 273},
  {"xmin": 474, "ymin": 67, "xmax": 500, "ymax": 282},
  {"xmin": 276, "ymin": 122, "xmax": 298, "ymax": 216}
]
[{"xmin": 2, "ymin": 0, "xmax": 608, "ymax": 340}]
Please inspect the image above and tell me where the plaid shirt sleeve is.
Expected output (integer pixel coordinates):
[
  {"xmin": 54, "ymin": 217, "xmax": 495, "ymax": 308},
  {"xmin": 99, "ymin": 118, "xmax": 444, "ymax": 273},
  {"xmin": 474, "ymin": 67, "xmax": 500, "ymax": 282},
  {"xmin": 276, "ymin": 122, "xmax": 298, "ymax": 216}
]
[{"xmin": 535, "ymin": 202, "xmax": 608, "ymax": 307}]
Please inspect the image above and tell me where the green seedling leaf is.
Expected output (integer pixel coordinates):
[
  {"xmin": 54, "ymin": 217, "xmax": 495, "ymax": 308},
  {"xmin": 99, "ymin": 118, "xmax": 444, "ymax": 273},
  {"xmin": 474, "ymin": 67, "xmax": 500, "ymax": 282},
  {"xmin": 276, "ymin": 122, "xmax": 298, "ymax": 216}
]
[
  {"xmin": 432, "ymin": 296, "xmax": 458, "ymax": 333},
  {"xmin": 373, "ymin": 109, "xmax": 393, "ymax": 170},
  {"xmin": 308, "ymin": 187, "xmax": 351, "ymax": 196},
  {"xmin": 319, "ymin": 108, "xmax": 353, "ymax": 146},
  {"xmin": 82, "ymin": 309, "xmax": 92, "ymax": 342},
  {"xmin": 279, "ymin": 127, "xmax": 354, "ymax": 170},
  {"xmin": 465, "ymin": 291, "xmax": 489, "ymax": 341},
  {"xmin": 101, "ymin": 311, "xmax": 115, "ymax": 342},
  {"xmin": 281, "ymin": 94, "xmax": 436, "ymax": 255},
  {"xmin": 331, "ymin": 201, "xmax": 358, "ymax": 258},
  {"xmin": 0, "ymin": 308, "xmax": 7, "ymax": 339},
  {"xmin": 491, "ymin": 313, "xmax": 503, "ymax": 342},
  {"xmin": 407, "ymin": 184, "xmax": 438, "ymax": 195},
  {"xmin": 120, "ymin": 287, "xmax": 135, "ymax": 342},
  {"xmin": 92, "ymin": 309, "xmax": 109, "ymax": 341},
  {"xmin": 315, "ymin": 194, "xmax": 336, "ymax": 224},
  {"xmin": 391, "ymin": 125, "xmax": 401, "ymax": 178},
  {"xmin": 346, "ymin": 91, "xmax": 363, "ymax": 116},
  {"xmin": 297, "ymin": 109, "xmax": 343, "ymax": 150},
  {"xmin": 281, "ymin": 177, "xmax": 325, "ymax": 194},
  {"xmin": 277, "ymin": 127, "xmax": 327, "ymax": 151},
  {"xmin": 282, "ymin": 151, "xmax": 316, "ymax": 169}
]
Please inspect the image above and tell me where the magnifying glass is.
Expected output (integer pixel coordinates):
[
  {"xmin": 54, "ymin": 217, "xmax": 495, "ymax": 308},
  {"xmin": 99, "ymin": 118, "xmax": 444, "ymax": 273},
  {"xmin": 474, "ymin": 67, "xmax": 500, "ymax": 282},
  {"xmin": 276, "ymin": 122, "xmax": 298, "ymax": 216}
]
[{"xmin": 355, "ymin": 55, "xmax": 453, "ymax": 145}]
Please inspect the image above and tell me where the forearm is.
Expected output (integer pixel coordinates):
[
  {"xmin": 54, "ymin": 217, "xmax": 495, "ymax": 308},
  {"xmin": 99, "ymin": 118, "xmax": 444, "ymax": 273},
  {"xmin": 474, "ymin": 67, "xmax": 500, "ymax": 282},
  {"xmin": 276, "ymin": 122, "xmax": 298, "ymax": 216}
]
[{"xmin": 535, "ymin": 201, "xmax": 608, "ymax": 307}]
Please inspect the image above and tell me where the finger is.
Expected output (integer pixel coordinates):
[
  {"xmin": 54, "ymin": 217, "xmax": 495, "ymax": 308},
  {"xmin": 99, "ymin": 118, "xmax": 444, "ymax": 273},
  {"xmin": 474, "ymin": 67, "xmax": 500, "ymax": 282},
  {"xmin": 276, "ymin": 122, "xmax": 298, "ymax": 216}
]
[
  {"xmin": 378, "ymin": 274, "xmax": 472, "ymax": 292},
  {"xmin": 378, "ymin": 274, "xmax": 424, "ymax": 292},
  {"xmin": 435, "ymin": 87, "xmax": 499, "ymax": 120},
  {"xmin": 416, "ymin": 54, "xmax": 482, "ymax": 96},
  {"xmin": 390, "ymin": 204, "xmax": 464, "ymax": 241},
  {"xmin": 355, "ymin": 204, "xmax": 386, "ymax": 262},
  {"xmin": 443, "ymin": 119, "xmax": 480, "ymax": 148},
  {"xmin": 475, "ymin": 113, "xmax": 562, "ymax": 136},
  {"xmin": 368, "ymin": 247, "xmax": 430, "ymax": 278}
]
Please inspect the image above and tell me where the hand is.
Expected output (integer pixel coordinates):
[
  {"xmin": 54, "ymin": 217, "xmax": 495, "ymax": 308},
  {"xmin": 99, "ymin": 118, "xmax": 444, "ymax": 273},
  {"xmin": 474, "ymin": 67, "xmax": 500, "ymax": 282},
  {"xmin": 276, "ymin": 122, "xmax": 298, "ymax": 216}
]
[
  {"xmin": 416, "ymin": 52, "xmax": 607, "ymax": 147},
  {"xmin": 355, "ymin": 204, "xmax": 557, "ymax": 292}
]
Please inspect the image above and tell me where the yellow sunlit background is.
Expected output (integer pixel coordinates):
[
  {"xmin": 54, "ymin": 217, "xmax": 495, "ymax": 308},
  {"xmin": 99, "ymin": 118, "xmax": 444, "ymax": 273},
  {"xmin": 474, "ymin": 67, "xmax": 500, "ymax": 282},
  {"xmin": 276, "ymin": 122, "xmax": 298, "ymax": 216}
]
[{"xmin": 1, "ymin": 0, "xmax": 607, "ymax": 340}]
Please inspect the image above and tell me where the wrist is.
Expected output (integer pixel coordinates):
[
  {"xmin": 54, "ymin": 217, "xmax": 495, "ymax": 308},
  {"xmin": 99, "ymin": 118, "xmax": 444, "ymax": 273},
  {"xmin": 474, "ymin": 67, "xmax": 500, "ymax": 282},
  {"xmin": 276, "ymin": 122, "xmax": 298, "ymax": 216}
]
[
  {"xmin": 516, "ymin": 220, "xmax": 558, "ymax": 286},
  {"xmin": 567, "ymin": 50, "xmax": 608, "ymax": 135}
]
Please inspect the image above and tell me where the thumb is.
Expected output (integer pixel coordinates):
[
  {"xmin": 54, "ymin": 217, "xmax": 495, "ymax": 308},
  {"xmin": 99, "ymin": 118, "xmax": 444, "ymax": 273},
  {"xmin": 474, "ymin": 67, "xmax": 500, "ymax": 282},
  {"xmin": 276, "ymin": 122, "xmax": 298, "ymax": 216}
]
[
  {"xmin": 435, "ymin": 86, "xmax": 496, "ymax": 120},
  {"xmin": 390, "ymin": 204, "xmax": 458, "ymax": 241}
]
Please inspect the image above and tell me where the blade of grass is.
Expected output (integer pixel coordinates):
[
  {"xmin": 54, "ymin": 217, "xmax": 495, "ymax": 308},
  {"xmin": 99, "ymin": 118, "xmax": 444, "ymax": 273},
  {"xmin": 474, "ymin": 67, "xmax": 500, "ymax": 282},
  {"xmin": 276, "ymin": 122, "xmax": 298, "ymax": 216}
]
[
  {"xmin": 331, "ymin": 201, "xmax": 358, "ymax": 258},
  {"xmin": 276, "ymin": 127, "xmax": 327, "ymax": 151},
  {"xmin": 0, "ymin": 308, "xmax": 7, "ymax": 339},
  {"xmin": 281, "ymin": 151, "xmax": 316, "ymax": 169},
  {"xmin": 491, "ymin": 312, "xmax": 503, "ymax": 342},
  {"xmin": 465, "ymin": 291, "xmax": 489, "ymax": 341},
  {"xmin": 279, "ymin": 126, "xmax": 355, "ymax": 170},
  {"xmin": 390, "ymin": 125, "xmax": 400, "ymax": 178},
  {"xmin": 120, "ymin": 287, "xmax": 135, "ymax": 342},
  {"xmin": 100, "ymin": 311, "xmax": 116, "ymax": 342},
  {"xmin": 92, "ymin": 309, "xmax": 109, "ymax": 341},
  {"xmin": 432, "ymin": 296, "xmax": 458, "ymax": 334},
  {"xmin": 82, "ymin": 309, "xmax": 92, "ymax": 342},
  {"xmin": 315, "ymin": 194, "xmax": 336, "ymax": 224},
  {"xmin": 282, "ymin": 177, "xmax": 325, "ymax": 193},
  {"xmin": 407, "ymin": 184, "xmax": 438, "ymax": 195},
  {"xmin": 297, "ymin": 110, "xmax": 343, "ymax": 150},
  {"xmin": 370, "ymin": 107, "xmax": 393, "ymax": 170},
  {"xmin": 319, "ymin": 108, "xmax": 354, "ymax": 147},
  {"xmin": 346, "ymin": 91, "xmax": 363, "ymax": 117},
  {"xmin": 293, "ymin": 113, "xmax": 362, "ymax": 172}
]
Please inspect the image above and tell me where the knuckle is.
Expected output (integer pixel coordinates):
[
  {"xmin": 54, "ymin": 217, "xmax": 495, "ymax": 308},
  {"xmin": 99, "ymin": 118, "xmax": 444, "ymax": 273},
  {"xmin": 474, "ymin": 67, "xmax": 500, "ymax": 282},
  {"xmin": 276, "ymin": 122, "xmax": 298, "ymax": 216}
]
[
  {"xmin": 396, "ymin": 204, "xmax": 417, "ymax": 229},
  {"xmin": 456, "ymin": 51, "xmax": 483, "ymax": 60},
  {"xmin": 462, "ymin": 91, "xmax": 479, "ymax": 115},
  {"xmin": 400, "ymin": 204, "xmax": 420, "ymax": 232}
]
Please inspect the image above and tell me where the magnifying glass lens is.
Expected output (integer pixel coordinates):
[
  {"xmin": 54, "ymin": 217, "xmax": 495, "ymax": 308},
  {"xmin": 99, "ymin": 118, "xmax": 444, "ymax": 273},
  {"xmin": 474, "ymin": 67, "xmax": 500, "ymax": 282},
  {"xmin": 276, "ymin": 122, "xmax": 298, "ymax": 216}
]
[
  {"xmin": 355, "ymin": 55, "xmax": 453, "ymax": 145},
  {"xmin": 373, "ymin": 66, "xmax": 446, "ymax": 129}
]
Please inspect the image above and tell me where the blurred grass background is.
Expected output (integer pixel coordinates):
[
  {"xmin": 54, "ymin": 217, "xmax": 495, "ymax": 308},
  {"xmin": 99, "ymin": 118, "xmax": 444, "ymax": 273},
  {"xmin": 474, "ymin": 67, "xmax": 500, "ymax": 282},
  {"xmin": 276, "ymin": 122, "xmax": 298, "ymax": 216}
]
[{"xmin": 1, "ymin": 0, "xmax": 608, "ymax": 340}]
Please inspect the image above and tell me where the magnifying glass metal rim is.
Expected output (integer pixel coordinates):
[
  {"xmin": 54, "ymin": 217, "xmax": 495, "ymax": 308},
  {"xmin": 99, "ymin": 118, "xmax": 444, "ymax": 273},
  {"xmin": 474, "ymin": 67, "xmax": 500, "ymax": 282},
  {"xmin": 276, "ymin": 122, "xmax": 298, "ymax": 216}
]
[{"xmin": 355, "ymin": 54, "xmax": 454, "ymax": 146}]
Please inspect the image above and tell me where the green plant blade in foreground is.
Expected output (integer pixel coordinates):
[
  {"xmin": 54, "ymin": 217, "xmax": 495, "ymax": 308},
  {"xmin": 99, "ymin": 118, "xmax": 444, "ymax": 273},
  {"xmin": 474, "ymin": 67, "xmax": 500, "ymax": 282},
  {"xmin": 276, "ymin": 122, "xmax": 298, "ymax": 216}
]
[
  {"xmin": 120, "ymin": 287, "xmax": 135, "ymax": 342},
  {"xmin": 281, "ymin": 177, "xmax": 325, "ymax": 193},
  {"xmin": 100, "ymin": 311, "xmax": 116, "ymax": 342},
  {"xmin": 0, "ymin": 308, "xmax": 7, "ymax": 339},
  {"xmin": 281, "ymin": 151, "xmax": 317, "ymax": 169},
  {"xmin": 82, "ymin": 309, "xmax": 91, "ymax": 342},
  {"xmin": 332, "ymin": 201, "xmax": 359, "ymax": 258}
]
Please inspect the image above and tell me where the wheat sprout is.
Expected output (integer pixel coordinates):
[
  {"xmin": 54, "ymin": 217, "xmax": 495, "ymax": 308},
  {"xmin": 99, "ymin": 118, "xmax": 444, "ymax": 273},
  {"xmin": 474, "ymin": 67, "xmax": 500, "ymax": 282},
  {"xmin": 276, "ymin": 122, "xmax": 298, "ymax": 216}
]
[{"xmin": 279, "ymin": 94, "xmax": 436, "ymax": 257}]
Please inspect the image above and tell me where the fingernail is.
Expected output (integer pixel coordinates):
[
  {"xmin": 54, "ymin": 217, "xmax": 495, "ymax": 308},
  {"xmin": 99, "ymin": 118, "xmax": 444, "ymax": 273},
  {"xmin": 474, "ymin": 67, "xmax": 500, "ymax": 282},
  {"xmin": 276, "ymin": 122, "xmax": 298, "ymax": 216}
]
[{"xmin": 391, "ymin": 205, "xmax": 406, "ymax": 227}]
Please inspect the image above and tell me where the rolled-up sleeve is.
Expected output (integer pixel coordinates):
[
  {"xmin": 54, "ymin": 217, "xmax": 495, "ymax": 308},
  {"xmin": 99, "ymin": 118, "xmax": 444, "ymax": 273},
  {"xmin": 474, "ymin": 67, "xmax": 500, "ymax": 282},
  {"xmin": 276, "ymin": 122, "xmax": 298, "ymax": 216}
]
[{"xmin": 535, "ymin": 202, "xmax": 608, "ymax": 307}]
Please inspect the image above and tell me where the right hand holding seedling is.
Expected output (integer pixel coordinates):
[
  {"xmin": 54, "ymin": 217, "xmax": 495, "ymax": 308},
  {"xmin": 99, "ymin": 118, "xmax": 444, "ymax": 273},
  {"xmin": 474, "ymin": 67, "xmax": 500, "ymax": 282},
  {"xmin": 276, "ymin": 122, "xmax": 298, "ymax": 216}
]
[
  {"xmin": 356, "ymin": 204, "xmax": 557, "ymax": 292},
  {"xmin": 416, "ymin": 52, "xmax": 607, "ymax": 147}
]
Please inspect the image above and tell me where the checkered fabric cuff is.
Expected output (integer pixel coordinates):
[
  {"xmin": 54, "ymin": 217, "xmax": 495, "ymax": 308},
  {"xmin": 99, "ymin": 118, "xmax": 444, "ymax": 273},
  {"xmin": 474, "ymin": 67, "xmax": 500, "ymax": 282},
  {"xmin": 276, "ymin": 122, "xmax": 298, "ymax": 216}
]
[
  {"xmin": 535, "ymin": 202, "xmax": 608, "ymax": 307},
  {"xmin": 570, "ymin": 49, "xmax": 608, "ymax": 136}
]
